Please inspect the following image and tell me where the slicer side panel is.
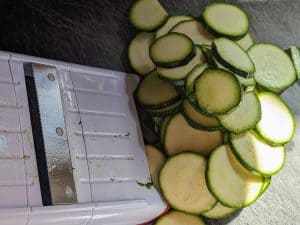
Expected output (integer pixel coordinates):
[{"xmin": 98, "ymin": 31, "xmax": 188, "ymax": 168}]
[{"xmin": 0, "ymin": 55, "xmax": 28, "ymax": 208}]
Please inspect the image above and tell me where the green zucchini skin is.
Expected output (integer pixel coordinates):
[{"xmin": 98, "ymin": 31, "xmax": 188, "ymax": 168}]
[
  {"xmin": 152, "ymin": 49, "xmax": 196, "ymax": 68},
  {"xmin": 146, "ymin": 101, "xmax": 182, "ymax": 117}
]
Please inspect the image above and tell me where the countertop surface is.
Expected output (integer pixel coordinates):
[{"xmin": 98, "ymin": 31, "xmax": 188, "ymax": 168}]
[{"xmin": 0, "ymin": 0, "xmax": 300, "ymax": 224}]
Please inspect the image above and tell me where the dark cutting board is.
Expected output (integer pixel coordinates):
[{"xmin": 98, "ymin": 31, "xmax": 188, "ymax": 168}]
[{"xmin": 0, "ymin": 1, "xmax": 299, "ymax": 224}]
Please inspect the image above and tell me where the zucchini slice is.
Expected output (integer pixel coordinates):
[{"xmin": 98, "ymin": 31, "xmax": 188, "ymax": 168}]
[
  {"xmin": 170, "ymin": 20, "xmax": 214, "ymax": 45},
  {"xmin": 230, "ymin": 131, "xmax": 285, "ymax": 176},
  {"xmin": 182, "ymin": 99, "xmax": 220, "ymax": 131},
  {"xmin": 286, "ymin": 46, "xmax": 300, "ymax": 79},
  {"xmin": 236, "ymin": 33, "xmax": 254, "ymax": 50},
  {"xmin": 194, "ymin": 68, "xmax": 241, "ymax": 115},
  {"xmin": 255, "ymin": 92, "xmax": 295, "ymax": 145},
  {"xmin": 157, "ymin": 47, "xmax": 206, "ymax": 80},
  {"xmin": 202, "ymin": 3, "xmax": 249, "ymax": 39},
  {"xmin": 162, "ymin": 113, "xmax": 222, "ymax": 156},
  {"xmin": 218, "ymin": 92, "xmax": 261, "ymax": 134},
  {"xmin": 212, "ymin": 37, "xmax": 255, "ymax": 77},
  {"xmin": 206, "ymin": 145, "xmax": 264, "ymax": 208},
  {"xmin": 129, "ymin": 0, "xmax": 168, "ymax": 31},
  {"xmin": 146, "ymin": 100, "xmax": 182, "ymax": 117},
  {"xmin": 155, "ymin": 210, "xmax": 207, "ymax": 225},
  {"xmin": 145, "ymin": 145, "xmax": 166, "ymax": 190},
  {"xmin": 202, "ymin": 202, "xmax": 237, "ymax": 219},
  {"xmin": 136, "ymin": 71, "xmax": 179, "ymax": 109},
  {"xmin": 248, "ymin": 44, "xmax": 297, "ymax": 93},
  {"xmin": 185, "ymin": 63, "xmax": 208, "ymax": 95},
  {"xmin": 150, "ymin": 33, "xmax": 195, "ymax": 68},
  {"xmin": 155, "ymin": 15, "xmax": 193, "ymax": 39},
  {"xmin": 128, "ymin": 32, "xmax": 156, "ymax": 75},
  {"xmin": 159, "ymin": 153, "xmax": 216, "ymax": 214}
]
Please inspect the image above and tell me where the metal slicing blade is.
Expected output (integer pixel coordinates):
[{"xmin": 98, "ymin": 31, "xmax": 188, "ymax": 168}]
[{"xmin": 24, "ymin": 63, "xmax": 77, "ymax": 205}]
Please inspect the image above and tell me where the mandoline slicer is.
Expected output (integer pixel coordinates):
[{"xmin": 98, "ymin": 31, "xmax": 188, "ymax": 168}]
[{"xmin": 0, "ymin": 51, "xmax": 167, "ymax": 225}]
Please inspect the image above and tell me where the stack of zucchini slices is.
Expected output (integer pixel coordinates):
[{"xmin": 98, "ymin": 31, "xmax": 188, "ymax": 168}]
[{"xmin": 128, "ymin": 0, "xmax": 297, "ymax": 224}]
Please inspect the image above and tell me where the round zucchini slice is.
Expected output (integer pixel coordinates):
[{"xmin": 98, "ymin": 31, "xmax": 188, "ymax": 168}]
[
  {"xmin": 194, "ymin": 68, "xmax": 241, "ymax": 115},
  {"xmin": 212, "ymin": 37, "xmax": 255, "ymax": 77},
  {"xmin": 155, "ymin": 210, "xmax": 207, "ymax": 225},
  {"xmin": 202, "ymin": 2, "xmax": 249, "ymax": 39},
  {"xmin": 206, "ymin": 145, "xmax": 264, "ymax": 208},
  {"xmin": 230, "ymin": 131, "xmax": 286, "ymax": 176},
  {"xmin": 136, "ymin": 71, "xmax": 179, "ymax": 109},
  {"xmin": 128, "ymin": 32, "xmax": 156, "ymax": 76},
  {"xmin": 129, "ymin": 0, "xmax": 168, "ymax": 31},
  {"xmin": 159, "ymin": 153, "xmax": 216, "ymax": 214},
  {"xmin": 248, "ymin": 44, "xmax": 297, "ymax": 93},
  {"xmin": 150, "ymin": 33, "xmax": 195, "ymax": 68},
  {"xmin": 162, "ymin": 113, "xmax": 222, "ymax": 156},
  {"xmin": 255, "ymin": 92, "xmax": 295, "ymax": 145}
]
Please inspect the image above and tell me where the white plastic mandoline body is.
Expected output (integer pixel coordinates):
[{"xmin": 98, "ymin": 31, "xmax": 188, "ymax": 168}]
[{"xmin": 0, "ymin": 51, "xmax": 166, "ymax": 225}]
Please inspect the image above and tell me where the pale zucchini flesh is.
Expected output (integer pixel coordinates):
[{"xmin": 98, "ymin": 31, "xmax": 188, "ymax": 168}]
[
  {"xmin": 248, "ymin": 44, "xmax": 297, "ymax": 93},
  {"xmin": 157, "ymin": 47, "xmax": 207, "ymax": 80},
  {"xmin": 194, "ymin": 68, "xmax": 241, "ymax": 115},
  {"xmin": 155, "ymin": 15, "xmax": 193, "ymax": 39},
  {"xmin": 129, "ymin": 0, "xmax": 168, "ymax": 31},
  {"xmin": 202, "ymin": 202, "xmax": 237, "ymax": 219},
  {"xmin": 213, "ymin": 37, "xmax": 255, "ymax": 77},
  {"xmin": 163, "ymin": 114, "xmax": 222, "ymax": 156},
  {"xmin": 218, "ymin": 92, "xmax": 261, "ymax": 134},
  {"xmin": 185, "ymin": 63, "xmax": 208, "ymax": 95},
  {"xmin": 128, "ymin": 32, "xmax": 156, "ymax": 75},
  {"xmin": 136, "ymin": 71, "xmax": 179, "ymax": 109},
  {"xmin": 170, "ymin": 20, "xmax": 214, "ymax": 45},
  {"xmin": 145, "ymin": 145, "xmax": 166, "ymax": 190},
  {"xmin": 202, "ymin": 3, "xmax": 249, "ymax": 39},
  {"xmin": 182, "ymin": 99, "xmax": 220, "ymax": 131},
  {"xmin": 236, "ymin": 33, "xmax": 254, "ymax": 50},
  {"xmin": 150, "ymin": 33, "xmax": 195, "ymax": 68},
  {"xmin": 155, "ymin": 210, "xmax": 207, "ymax": 225},
  {"xmin": 206, "ymin": 145, "xmax": 264, "ymax": 208},
  {"xmin": 256, "ymin": 92, "xmax": 295, "ymax": 145},
  {"xmin": 159, "ymin": 153, "xmax": 216, "ymax": 214},
  {"xmin": 231, "ymin": 131, "xmax": 285, "ymax": 176}
]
